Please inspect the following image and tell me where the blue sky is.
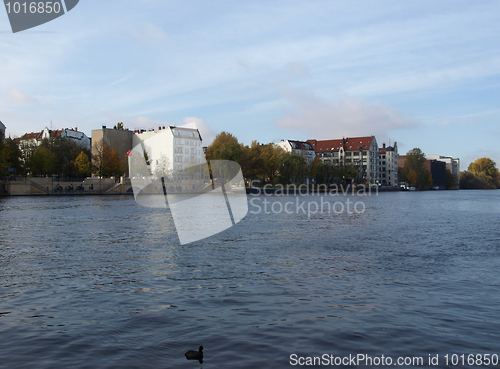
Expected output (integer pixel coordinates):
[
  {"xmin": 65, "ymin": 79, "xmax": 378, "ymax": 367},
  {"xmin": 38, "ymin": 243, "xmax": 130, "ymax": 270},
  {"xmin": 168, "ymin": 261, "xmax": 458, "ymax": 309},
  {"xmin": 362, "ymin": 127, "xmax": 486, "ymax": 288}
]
[{"xmin": 1, "ymin": 0, "xmax": 500, "ymax": 170}]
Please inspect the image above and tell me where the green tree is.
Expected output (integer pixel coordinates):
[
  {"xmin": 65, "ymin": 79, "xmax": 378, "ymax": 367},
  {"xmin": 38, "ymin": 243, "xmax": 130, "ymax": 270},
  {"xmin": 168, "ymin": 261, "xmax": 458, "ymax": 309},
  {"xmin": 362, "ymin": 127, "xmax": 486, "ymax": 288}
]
[
  {"xmin": 205, "ymin": 132, "xmax": 242, "ymax": 162},
  {"xmin": 315, "ymin": 162, "xmax": 338, "ymax": 185},
  {"xmin": 277, "ymin": 152, "xmax": 307, "ymax": 185},
  {"xmin": 445, "ymin": 169, "xmax": 457, "ymax": 189},
  {"xmin": 403, "ymin": 148, "xmax": 432, "ymax": 190},
  {"xmin": 74, "ymin": 151, "xmax": 91, "ymax": 177},
  {"xmin": 1, "ymin": 138, "xmax": 23, "ymax": 175},
  {"xmin": 41, "ymin": 137, "xmax": 90, "ymax": 177},
  {"xmin": 339, "ymin": 163, "xmax": 357, "ymax": 184},
  {"xmin": 29, "ymin": 146, "xmax": 57, "ymax": 176}
]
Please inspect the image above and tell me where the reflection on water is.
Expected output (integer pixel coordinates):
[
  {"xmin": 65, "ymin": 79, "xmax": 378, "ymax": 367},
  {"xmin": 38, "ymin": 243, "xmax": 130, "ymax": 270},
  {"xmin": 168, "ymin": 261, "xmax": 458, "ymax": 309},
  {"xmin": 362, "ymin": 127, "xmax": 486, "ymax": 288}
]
[{"xmin": 0, "ymin": 191, "xmax": 499, "ymax": 368}]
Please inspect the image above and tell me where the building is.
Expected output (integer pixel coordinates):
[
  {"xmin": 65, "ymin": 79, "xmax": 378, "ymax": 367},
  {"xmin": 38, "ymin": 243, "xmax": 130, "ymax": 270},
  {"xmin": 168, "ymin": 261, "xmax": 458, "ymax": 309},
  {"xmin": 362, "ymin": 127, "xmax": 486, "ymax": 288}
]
[
  {"xmin": 133, "ymin": 125, "xmax": 204, "ymax": 177},
  {"xmin": 398, "ymin": 155, "xmax": 448, "ymax": 189},
  {"xmin": 307, "ymin": 136, "xmax": 379, "ymax": 183},
  {"xmin": 378, "ymin": 142, "xmax": 398, "ymax": 187},
  {"xmin": 275, "ymin": 139, "xmax": 315, "ymax": 164},
  {"xmin": 18, "ymin": 127, "xmax": 91, "ymax": 150},
  {"xmin": 0, "ymin": 121, "xmax": 5, "ymax": 142},
  {"xmin": 91, "ymin": 125, "xmax": 134, "ymax": 168},
  {"xmin": 426, "ymin": 160, "xmax": 447, "ymax": 189},
  {"xmin": 93, "ymin": 124, "xmax": 205, "ymax": 188},
  {"xmin": 426, "ymin": 155, "xmax": 460, "ymax": 188}
]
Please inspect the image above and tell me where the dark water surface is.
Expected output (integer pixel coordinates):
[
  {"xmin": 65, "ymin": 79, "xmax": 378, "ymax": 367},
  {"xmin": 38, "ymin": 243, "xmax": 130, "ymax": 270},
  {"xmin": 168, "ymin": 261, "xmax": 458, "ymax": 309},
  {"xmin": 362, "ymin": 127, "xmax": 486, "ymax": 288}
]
[{"xmin": 1, "ymin": 190, "xmax": 499, "ymax": 368}]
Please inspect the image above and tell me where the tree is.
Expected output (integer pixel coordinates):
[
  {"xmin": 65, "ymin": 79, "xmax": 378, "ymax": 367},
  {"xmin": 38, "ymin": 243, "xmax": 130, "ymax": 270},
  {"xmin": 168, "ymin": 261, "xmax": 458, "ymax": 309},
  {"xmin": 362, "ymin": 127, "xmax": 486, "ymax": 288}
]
[
  {"xmin": 403, "ymin": 148, "xmax": 432, "ymax": 190},
  {"xmin": 260, "ymin": 143, "xmax": 285, "ymax": 181},
  {"xmin": 102, "ymin": 144, "xmax": 123, "ymax": 177},
  {"xmin": 1, "ymin": 138, "xmax": 23, "ymax": 175},
  {"xmin": 315, "ymin": 162, "xmax": 337, "ymax": 185},
  {"xmin": 113, "ymin": 122, "xmax": 124, "ymax": 130},
  {"xmin": 92, "ymin": 140, "xmax": 123, "ymax": 178},
  {"xmin": 42, "ymin": 137, "xmax": 90, "ymax": 177},
  {"xmin": 74, "ymin": 151, "xmax": 91, "ymax": 177},
  {"xmin": 445, "ymin": 169, "xmax": 457, "ymax": 189},
  {"xmin": 29, "ymin": 146, "xmax": 57, "ymax": 176},
  {"xmin": 277, "ymin": 152, "xmax": 307, "ymax": 185},
  {"xmin": 460, "ymin": 157, "xmax": 500, "ymax": 189},
  {"xmin": 241, "ymin": 142, "xmax": 284, "ymax": 182},
  {"xmin": 205, "ymin": 132, "xmax": 242, "ymax": 162}
]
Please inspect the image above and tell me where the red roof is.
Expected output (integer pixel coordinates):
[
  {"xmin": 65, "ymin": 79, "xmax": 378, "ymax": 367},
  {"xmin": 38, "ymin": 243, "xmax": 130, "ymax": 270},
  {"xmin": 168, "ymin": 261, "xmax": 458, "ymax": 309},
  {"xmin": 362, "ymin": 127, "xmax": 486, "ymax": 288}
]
[
  {"xmin": 307, "ymin": 136, "xmax": 374, "ymax": 153},
  {"xmin": 21, "ymin": 131, "xmax": 42, "ymax": 140},
  {"xmin": 50, "ymin": 129, "xmax": 64, "ymax": 138}
]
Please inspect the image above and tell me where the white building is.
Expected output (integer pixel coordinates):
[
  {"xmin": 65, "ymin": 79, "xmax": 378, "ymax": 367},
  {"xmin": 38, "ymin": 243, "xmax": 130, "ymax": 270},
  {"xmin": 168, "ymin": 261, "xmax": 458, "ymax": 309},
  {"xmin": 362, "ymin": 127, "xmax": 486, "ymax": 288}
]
[
  {"xmin": 378, "ymin": 142, "xmax": 398, "ymax": 187},
  {"xmin": 0, "ymin": 121, "xmax": 5, "ymax": 142},
  {"xmin": 133, "ymin": 125, "xmax": 204, "ymax": 177},
  {"xmin": 129, "ymin": 124, "xmax": 207, "ymax": 192},
  {"xmin": 275, "ymin": 139, "xmax": 315, "ymax": 164},
  {"xmin": 307, "ymin": 136, "xmax": 379, "ymax": 183},
  {"xmin": 427, "ymin": 155, "xmax": 460, "ymax": 187}
]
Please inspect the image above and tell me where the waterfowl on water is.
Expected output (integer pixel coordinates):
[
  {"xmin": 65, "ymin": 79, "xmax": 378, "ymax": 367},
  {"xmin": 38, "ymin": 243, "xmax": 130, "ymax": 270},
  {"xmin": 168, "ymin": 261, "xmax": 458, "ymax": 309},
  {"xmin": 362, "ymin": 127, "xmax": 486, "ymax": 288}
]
[{"xmin": 185, "ymin": 346, "xmax": 204, "ymax": 362}]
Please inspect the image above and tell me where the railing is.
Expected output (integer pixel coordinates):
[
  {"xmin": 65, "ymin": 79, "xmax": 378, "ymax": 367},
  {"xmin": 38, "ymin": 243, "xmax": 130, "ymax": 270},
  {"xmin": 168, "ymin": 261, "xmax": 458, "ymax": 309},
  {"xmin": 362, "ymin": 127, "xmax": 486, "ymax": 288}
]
[{"xmin": 29, "ymin": 180, "xmax": 49, "ymax": 193}]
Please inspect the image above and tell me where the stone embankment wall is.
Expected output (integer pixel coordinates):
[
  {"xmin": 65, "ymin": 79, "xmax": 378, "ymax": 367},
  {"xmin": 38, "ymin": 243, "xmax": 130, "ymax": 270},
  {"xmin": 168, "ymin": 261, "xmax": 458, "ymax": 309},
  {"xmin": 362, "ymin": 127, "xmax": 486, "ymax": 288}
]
[{"xmin": 2, "ymin": 177, "xmax": 132, "ymax": 195}]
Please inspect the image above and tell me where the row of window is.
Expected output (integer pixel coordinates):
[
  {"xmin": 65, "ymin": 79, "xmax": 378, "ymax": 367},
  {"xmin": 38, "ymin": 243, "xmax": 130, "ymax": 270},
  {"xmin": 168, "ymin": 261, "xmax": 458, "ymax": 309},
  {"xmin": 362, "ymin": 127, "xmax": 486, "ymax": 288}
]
[{"xmin": 174, "ymin": 139, "xmax": 201, "ymax": 146}]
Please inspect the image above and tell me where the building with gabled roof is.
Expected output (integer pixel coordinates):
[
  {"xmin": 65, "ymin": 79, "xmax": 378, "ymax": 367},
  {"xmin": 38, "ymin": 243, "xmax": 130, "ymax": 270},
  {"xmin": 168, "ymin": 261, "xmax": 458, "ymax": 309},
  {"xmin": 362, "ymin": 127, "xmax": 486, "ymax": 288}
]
[
  {"xmin": 307, "ymin": 136, "xmax": 379, "ymax": 183},
  {"xmin": 275, "ymin": 139, "xmax": 315, "ymax": 164},
  {"xmin": 18, "ymin": 127, "xmax": 90, "ymax": 150}
]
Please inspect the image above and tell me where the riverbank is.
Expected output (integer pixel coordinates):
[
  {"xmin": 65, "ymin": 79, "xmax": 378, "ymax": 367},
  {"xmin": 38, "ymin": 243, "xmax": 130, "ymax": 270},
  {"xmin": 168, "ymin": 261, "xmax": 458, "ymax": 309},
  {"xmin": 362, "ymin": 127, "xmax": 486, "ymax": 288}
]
[{"xmin": 0, "ymin": 177, "xmax": 133, "ymax": 196}]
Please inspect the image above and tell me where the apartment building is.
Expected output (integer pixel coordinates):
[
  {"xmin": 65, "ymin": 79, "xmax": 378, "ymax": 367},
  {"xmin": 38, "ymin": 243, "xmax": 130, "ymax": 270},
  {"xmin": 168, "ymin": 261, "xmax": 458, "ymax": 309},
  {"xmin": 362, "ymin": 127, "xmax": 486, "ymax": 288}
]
[
  {"xmin": 275, "ymin": 139, "xmax": 316, "ymax": 165},
  {"xmin": 378, "ymin": 142, "xmax": 398, "ymax": 187},
  {"xmin": 307, "ymin": 136, "xmax": 379, "ymax": 183}
]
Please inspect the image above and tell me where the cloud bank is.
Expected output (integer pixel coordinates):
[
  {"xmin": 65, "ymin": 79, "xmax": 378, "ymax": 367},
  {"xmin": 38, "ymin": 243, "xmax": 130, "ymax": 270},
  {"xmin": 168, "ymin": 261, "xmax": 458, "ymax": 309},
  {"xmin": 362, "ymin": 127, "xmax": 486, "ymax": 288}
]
[{"xmin": 275, "ymin": 92, "xmax": 420, "ymax": 140}]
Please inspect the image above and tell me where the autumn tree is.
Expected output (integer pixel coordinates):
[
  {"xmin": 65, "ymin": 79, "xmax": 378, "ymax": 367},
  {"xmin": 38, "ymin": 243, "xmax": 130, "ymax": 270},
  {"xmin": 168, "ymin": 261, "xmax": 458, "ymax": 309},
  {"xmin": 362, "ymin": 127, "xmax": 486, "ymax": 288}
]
[
  {"xmin": 74, "ymin": 151, "xmax": 91, "ymax": 177},
  {"xmin": 401, "ymin": 148, "xmax": 432, "ymax": 190},
  {"xmin": 260, "ymin": 143, "xmax": 285, "ymax": 181},
  {"xmin": 102, "ymin": 145, "xmax": 123, "ymax": 177},
  {"xmin": 92, "ymin": 140, "xmax": 123, "ymax": 177},
  {"xmin": 460, "ymin": 157, "xmax": 500, "ymax": 189}
]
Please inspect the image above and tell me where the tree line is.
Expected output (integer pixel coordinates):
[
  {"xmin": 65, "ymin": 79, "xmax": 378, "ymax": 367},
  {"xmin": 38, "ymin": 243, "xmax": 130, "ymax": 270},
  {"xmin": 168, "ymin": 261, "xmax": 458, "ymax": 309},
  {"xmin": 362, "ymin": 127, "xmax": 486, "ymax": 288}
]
[
  {"xmin": 206, "ymin": 132, "xmax": 365, "ymax": 186},
  {"xmin": 2, "ymin": 129, "xmax": 498, "ymax": 189},
  {"xmin": 0, "ymin": 137, "xmax": 126, "ymax": 178}
]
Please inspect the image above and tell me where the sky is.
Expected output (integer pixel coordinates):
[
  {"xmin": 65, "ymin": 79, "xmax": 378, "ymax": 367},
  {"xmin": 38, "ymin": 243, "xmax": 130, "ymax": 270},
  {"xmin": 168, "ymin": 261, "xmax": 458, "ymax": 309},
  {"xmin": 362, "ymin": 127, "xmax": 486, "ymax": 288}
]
[{"xmin": 1, "ymin": 0, "xmax": 500, "ymax": 170}]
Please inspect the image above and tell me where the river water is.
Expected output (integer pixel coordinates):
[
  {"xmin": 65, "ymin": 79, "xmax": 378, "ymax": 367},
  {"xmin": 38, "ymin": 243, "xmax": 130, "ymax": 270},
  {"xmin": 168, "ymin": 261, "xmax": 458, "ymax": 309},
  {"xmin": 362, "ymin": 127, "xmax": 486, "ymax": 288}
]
[{"xmin": 0, "ymin": 190, "xmax": 499, "ymax": 368}]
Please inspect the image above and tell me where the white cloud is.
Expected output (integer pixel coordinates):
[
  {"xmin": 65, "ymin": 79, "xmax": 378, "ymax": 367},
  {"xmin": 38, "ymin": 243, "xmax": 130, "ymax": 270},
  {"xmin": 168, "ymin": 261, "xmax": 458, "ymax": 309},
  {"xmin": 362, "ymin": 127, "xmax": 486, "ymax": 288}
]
[
  {"xmin": 4, "ymin": 88, "xmax": 38, "ymax": 104},
  {"xmin": 275, "ymin": 91, "xmax": 419, "ymax": 139},
  {"xmin": 182, "ymin": 117, "xmax": 216, "ymax": 146}
]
